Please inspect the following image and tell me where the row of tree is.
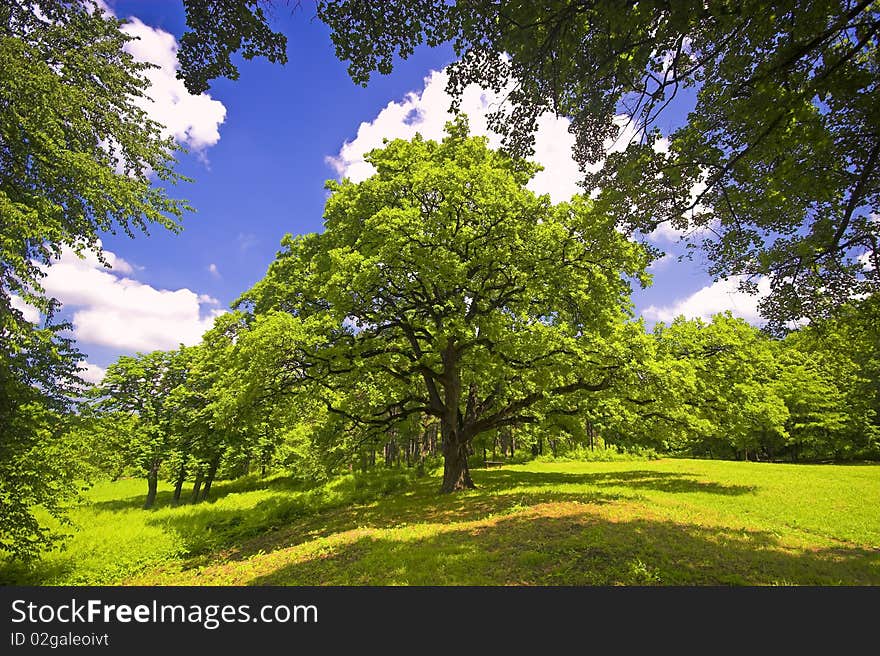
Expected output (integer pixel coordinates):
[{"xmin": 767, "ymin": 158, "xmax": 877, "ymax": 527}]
[
  {"xmin": 82, "ymin": 306, "xmax": 880, "ymax": 511},
  {"xmin": 1, "ymin": 0, "xmax": 187, "ymax": 560}
]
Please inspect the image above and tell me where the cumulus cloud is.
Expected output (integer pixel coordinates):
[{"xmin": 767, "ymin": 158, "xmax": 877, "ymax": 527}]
[
  {"xmin": 40, "ymin": 245, "xmax": 225, "ymax": 352},
  {"xmin": 119, "ymin": 18, "xmax": 226, "ymax": 154},
  {"xmin": 328, "ymin": 69, "xmax": 645, "ymax": 204},
  {"xmin": 93, "ymin": 3, "xmax": 226, "ymax": 155},
  {"xmin": 78, "ymin": 361, "xmax": 107, "ymax": 384},
  {"xmin": 648, "ymin": 225, "xmax": 683, "ymax": 243},
  {"xmin": 208, "ymin": 263, "xmax": 221, "ymax": 278},
  {"xmin": 641, "ymin": 276, "xmax": 771, "ymax": 325}
]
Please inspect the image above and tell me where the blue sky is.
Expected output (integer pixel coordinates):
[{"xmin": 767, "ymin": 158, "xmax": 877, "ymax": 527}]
[{"xmin": 35, "ymin": 1, "xmax": 770, "ymax": 381}]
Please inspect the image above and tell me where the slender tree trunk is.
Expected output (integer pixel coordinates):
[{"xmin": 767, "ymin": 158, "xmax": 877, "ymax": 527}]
[
  {"xmin": 190, "ymin": 471, "xmax": 203, "ymax": 503},
  {"xmin": 200, "ymin": 454, "xmax": 221, "ymax": 501},
  {"xmin": 143, "ymin": 459, "xmax": 160, "ymax": 509},
  {"xmin": 172, "ymin": 462, "xmax": 186, "ymax": 503},
  {"xmin": 385, "ymin": 436, "xmax": 398, "ymax": 467}
]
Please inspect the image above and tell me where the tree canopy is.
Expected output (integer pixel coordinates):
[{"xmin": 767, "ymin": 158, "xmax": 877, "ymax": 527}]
[
  {"xmin": 176, "ymin": 1, "xmax": 880, "ymax": 331},
  {"xmin": 178, "ymin": 0, "xmax": 288, "ymax": 95},
  {"xmin": 234, "ymin": 119, "xmax": 653, "ymax": 491}
]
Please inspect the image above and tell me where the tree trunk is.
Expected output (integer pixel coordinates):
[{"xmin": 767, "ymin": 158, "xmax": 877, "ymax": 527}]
[
  {"xmin": 384, "ymin": 436, "xmax": 397, "ymax": 467},
  {"xmin": 200, "ymin": 454, "xmax": 221, "ymax": 501},
  {"xmin": 143, "ymin": 459, "xmax": 160, "ymax": 509},
  {"xmin": 190, "ymin": 470, "xmax": 203, "ymax": 503},
  {"xmin": 172, "ymin": 462, "xmax": 186, "ymax": 504},
  {"xmin": 440, "ymin": 430, "xmax": 475, "ymax": 493}
]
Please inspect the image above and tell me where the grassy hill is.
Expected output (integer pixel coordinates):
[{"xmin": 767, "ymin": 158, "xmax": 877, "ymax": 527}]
[{"xmin": 3, "ymin": 458, "xmax": 878, "ymax": 586}]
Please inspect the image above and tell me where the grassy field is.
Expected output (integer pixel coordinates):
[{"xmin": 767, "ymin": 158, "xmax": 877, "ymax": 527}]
[{"xmin": 2, "ymin": 458, "xmax": 878, "ymax": 586}]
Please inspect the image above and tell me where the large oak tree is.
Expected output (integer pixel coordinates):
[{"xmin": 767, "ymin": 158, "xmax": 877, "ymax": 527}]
[{"xmin": 236, "ymin": 120, "xmax": 652, "ymax": 491}]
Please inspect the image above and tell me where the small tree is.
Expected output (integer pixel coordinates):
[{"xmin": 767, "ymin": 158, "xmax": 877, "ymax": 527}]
[
  {"xmin": 237, "ymin": 120, "xmax": 651, "ymax": 492},
  {"xmin": 96, "ymin": 349, "xmax": 188, "ymax": 508}
]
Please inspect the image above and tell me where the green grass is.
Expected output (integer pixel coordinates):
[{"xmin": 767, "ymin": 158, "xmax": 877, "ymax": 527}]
[{"xmin": 2, "ymin": 459, "xmax": 878, "ymax": 586}]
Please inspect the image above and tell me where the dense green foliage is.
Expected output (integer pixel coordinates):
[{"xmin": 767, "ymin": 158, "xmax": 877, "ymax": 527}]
[
  {"xmin": 0, "ymin": 0, "xmax": 188, "ymax": 559},
  {"xmin": 178, "ymin": 0, "xmax": 288, "ymax": 94},
  {"xmin": 74, "ymin": 129, "xmax": 878, "ymax": 518},
  {"xmin": 234, "ymin": 119, "xmax": 654, "ymax": 492}
]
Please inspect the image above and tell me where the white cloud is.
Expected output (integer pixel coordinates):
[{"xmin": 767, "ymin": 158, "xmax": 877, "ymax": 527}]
[
  {"xmin": 237, "ymin": 233, "xmax": 258, "ymax": 251},
  {"xmin": 10, "ymin": 294, "xmax": 40, "ymax": 323},
  {"xmin": 63, "ymin": 245, "xmax": 135, "ymax": 275},
  {"xmin": 642, "ymin": 276, "xmax": 771, "ymax": 324},
  {"xmin": 40, "ymin": 246, "xmax": 225, "ymax": 352},
  {"xmin": 208, "ymin": 263, "xmax": 221, "ymax": 278},
  {"xmin": 649, "ymin": 221, "xmax": 688, "ymax": 243},
  {"xmin": 78, "ymin": 361, "xmax": 107, "ymax": 384},
  {"xmin": 89, "ymin": 7, "xmax": 226, "ymax": 171},
  {"xmin": 120, "ymin": 18, "xmax": 226, "ymax": 154},
  {"xmin": 328, "ymin": 69, "xmax": 646, "ymax": 204}
]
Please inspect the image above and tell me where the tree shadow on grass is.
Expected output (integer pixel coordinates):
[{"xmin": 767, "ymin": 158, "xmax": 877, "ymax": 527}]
[
  {"xmin": 243, "ymin": 508, "xmax": 880, "ymax": 586},
  {"xmin": 145, "ymin": 468, "xmax": 754, "ymax": 570},
  {"xmin": 476, "ymin": 469, "xmax": 757, "ymax": 496}
]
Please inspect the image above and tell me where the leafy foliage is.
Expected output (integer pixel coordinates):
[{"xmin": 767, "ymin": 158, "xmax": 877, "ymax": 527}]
[
  {"xmin": 234, "ymin": 119, "xmax": 652, "ymax": 491},
  {"xmin": 0, "ymin": 0, "xmax": 189, "ymax": 558},
  {"xmin": 314, "ymin": 0, "xmax": 880, "ymax": 330},
  {"xmin": 178, "ymin": 0, "xmax": 289, "ymax": 94}
]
